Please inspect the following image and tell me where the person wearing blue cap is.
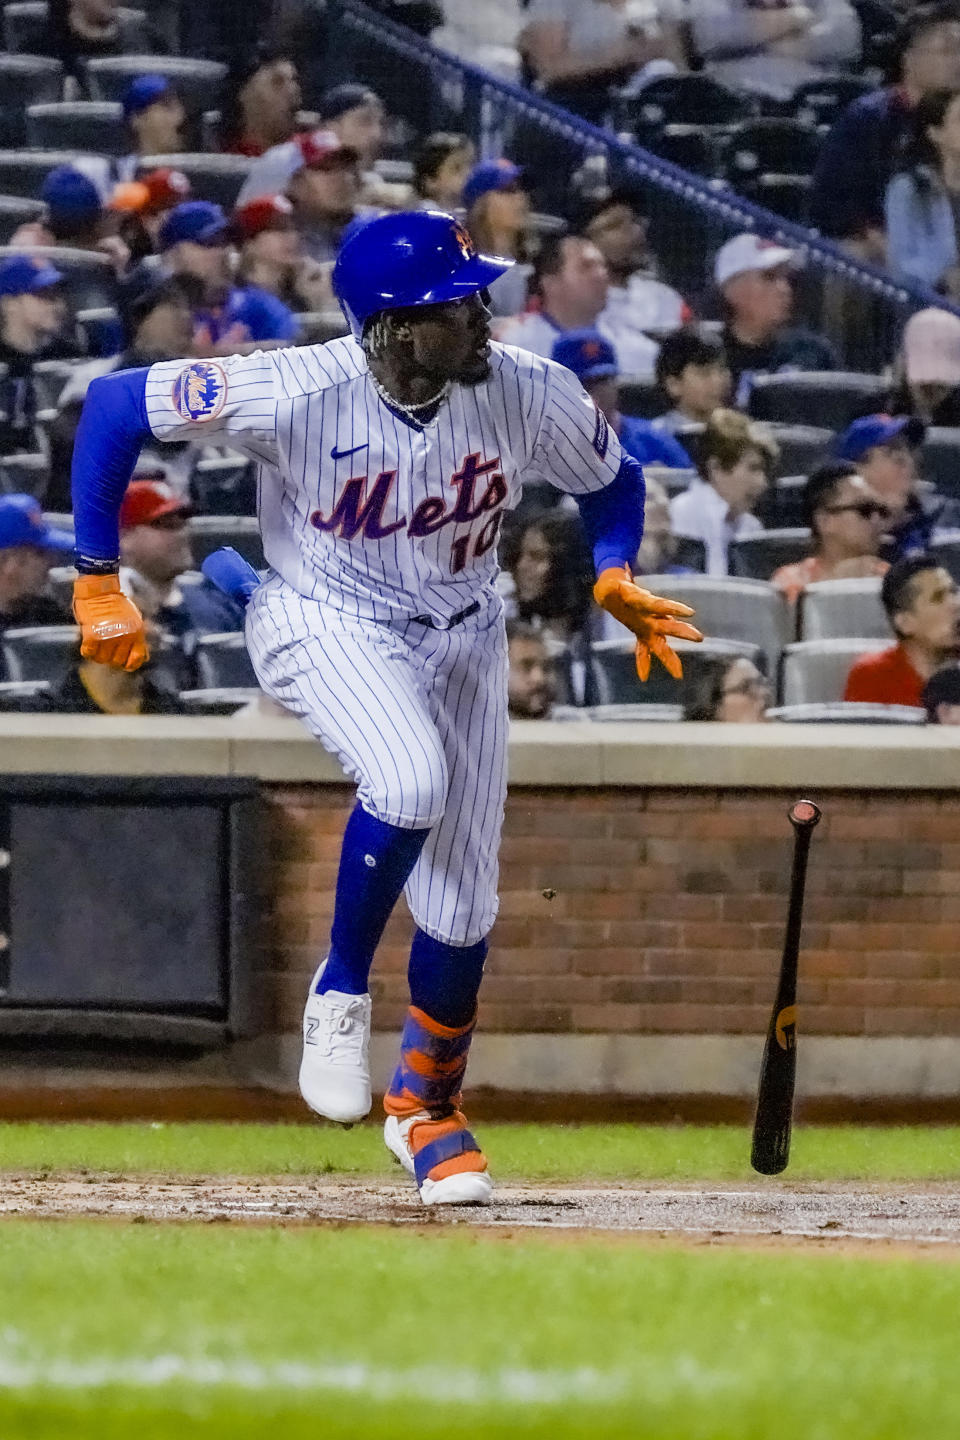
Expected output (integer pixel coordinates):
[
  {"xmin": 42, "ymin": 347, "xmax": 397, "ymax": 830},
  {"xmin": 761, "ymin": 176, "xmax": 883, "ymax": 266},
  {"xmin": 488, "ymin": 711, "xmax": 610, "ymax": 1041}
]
[
  {"xmin": 159, "ymin": 200, "xmax": 298, "ymax": 348},
  {"xmin": 117, "ymin": 76, "xmax": 185, "ymax": 184},
  {"xmin": 464, "ymin": 160, "xmax": 532, "ymax": 318},
  {"xmin": 551, "ymin": 329, "xmax": 693, "ymax": 471},
  {"xmin": 0, "ymin": 254, "xmax": 77, "ymax": 456},
  {"xmin": 833, "ymin": 411, "xmax": 959, "ymax": 560},
  {"xmin": 0, "ymin": 494, "xmax": 72, "ymax": 669}
]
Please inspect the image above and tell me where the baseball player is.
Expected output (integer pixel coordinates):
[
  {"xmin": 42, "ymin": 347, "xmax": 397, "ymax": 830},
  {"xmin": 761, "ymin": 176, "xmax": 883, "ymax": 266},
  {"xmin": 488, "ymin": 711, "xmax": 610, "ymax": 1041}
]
[{"xmin": 69, "ymin": 210, "xmax": 701, "ymax": 1206}]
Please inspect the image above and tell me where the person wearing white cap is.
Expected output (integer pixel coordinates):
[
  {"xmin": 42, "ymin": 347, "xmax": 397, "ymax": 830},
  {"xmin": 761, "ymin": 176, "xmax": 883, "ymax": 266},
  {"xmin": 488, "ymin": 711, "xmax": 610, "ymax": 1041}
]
[
  {"xmin": 896, "ymin": 306, "xmax": 960, "ymax": 425},
  {"xmin": 715, "ymin": 232, "xmax": 837, "ymax": 394}
]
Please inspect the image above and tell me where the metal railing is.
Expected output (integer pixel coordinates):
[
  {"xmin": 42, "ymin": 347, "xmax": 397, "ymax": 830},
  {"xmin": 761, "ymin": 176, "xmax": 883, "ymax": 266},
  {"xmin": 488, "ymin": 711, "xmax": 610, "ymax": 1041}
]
[{"xmin": 333, "ymin": 0, "xmax": 957, "ymax": 374}]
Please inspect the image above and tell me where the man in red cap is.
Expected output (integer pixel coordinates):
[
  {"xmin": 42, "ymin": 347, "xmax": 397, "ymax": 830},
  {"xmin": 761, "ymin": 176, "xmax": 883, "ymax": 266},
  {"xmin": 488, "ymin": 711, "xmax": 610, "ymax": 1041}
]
[
  {"xmin": 119, "ymin": 478, "xmax": 245, "ymax": 676},
  {"xmin": 234, "ymin": 194, "xmax": 333, "ymax": 313},
  {"xmin": 236, "ymin": 130, "xmax": 364, "ymax": 263}
]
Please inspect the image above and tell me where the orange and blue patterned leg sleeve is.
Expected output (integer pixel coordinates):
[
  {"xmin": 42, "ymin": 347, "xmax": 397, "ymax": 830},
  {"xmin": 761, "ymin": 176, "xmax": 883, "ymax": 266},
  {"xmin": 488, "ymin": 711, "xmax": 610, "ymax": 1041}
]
[{"xmin": 384, "ymin": 1006, "xmax": 487, "ymax": 1185}]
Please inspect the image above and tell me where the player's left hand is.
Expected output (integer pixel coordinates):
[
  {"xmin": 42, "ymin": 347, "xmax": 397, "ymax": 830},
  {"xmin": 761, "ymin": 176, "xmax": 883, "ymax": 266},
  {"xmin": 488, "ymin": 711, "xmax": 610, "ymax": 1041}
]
[{"xmin": 593, "ymin": 565, "xmax": 703, "ymax": 681}]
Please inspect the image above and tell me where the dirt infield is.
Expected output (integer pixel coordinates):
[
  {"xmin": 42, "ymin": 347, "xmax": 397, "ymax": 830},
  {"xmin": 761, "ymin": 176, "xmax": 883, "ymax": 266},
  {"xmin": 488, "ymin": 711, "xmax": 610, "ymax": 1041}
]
[{"xmin": 4, "ymin": 1177, "xmax": 960, "ymax": 1248}]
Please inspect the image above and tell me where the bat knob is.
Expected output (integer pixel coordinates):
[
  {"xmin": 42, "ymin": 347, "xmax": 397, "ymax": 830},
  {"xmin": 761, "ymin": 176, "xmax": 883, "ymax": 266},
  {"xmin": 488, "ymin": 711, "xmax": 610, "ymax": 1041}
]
[{"xmin": 789, "ymin": 799, "xmax": 821, "ymax": 828}]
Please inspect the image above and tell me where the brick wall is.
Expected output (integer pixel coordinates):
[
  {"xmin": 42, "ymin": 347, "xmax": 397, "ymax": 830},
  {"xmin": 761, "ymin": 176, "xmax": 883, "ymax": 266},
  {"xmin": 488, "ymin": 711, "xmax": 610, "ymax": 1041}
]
[{"xmin": 262, "ymin": 786, "xmax": 960, "ymax": 1038}]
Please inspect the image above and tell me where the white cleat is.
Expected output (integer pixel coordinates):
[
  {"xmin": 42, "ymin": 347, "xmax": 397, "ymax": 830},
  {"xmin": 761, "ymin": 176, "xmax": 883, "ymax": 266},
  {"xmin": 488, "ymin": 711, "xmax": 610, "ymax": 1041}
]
[
  {"xmin": 298, "ymin": 961, "xmax": 372, "ymax": 1124},
  {"xmin": 384, "ymin": 1113, "xmax": 493, "ymax": 1206}
]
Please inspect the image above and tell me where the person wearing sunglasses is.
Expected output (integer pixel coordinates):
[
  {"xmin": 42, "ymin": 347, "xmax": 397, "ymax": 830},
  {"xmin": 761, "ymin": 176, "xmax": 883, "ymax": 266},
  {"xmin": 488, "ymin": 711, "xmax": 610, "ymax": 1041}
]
[
  {"xmin": 683, "ymin": 654, "xmax": 771, "ymax": 724},
  {"xmin": 772, "ymin": 461, "xmax": 890, "ymax": 606},
  {"xmin": 833, "ymin": 412, "xmax": 960, "ymax": 559}
]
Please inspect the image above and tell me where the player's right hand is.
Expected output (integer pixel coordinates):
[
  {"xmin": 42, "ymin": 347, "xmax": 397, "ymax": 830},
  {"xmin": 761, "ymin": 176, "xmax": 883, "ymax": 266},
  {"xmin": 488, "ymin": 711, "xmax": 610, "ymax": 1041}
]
[{"xmin": 72, "ymin": 573, "xmax": 149, "ymax": 672}]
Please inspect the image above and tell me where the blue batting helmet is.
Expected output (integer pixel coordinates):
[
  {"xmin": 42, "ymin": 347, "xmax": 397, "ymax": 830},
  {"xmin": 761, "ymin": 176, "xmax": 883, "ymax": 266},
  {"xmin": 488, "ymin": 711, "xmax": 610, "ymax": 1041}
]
[{"xmin": 332, "ymin": 209, "xmax": 513, "ymax": 340}]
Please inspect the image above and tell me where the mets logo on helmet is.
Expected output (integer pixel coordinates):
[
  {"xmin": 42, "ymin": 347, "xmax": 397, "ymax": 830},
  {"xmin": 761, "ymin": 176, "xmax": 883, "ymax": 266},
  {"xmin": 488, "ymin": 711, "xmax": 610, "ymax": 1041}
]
[{"xmin": 171, "ymin": 361, "xmax": 228, "ymax": 423}]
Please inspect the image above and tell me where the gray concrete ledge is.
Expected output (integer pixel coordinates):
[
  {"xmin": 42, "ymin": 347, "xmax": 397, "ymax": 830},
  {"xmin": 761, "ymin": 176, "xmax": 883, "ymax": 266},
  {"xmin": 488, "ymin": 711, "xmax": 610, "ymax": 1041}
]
[{"xmin": 2, "ymin": 714, "xmax": 960, "ymax": 790}]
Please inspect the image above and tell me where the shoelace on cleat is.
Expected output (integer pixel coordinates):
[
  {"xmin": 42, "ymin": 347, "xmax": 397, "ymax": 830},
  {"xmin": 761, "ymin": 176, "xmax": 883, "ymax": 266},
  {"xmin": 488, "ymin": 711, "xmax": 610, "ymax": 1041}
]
[{"xmin": 316, "ymin": 999, "xmax": 369, "ymax": 1065}]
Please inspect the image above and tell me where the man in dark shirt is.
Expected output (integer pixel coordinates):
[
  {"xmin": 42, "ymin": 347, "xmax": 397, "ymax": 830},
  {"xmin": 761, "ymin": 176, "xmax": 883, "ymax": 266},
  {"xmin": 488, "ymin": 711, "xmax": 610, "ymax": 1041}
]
[
  {"xmin": 0, "ymin": 495, "xmax": 73, "ymax": 678},
  {"xmin": 39, "ymin": 0, "xmax": 163, "ymax": 87},
  {"xmin": 0, "ymin": 255, "xmax": 78, "ymax": 457},
  {"xmin": 714, "ymin": 234, "xmax": 837, "ymax": 396},
  {"xmin": 810, "ymin": 3, "xmax": 960, "ymax": 254}
]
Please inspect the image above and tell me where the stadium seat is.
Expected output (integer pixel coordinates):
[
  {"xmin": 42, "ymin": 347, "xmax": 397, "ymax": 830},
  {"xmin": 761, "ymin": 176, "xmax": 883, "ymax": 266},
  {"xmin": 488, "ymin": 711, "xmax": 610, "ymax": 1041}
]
[
  {"xmin": 0, "ymin": 192, "xmax": 42, "ymax": 242},
  {"xmin": 3, "ymin": 2, "xmax": 144, "ymax": 52},
  {"xmin": 591, "ymin": 636, "xmax": 760, "ymax": 706},
  {"xmin": 766, "ymin": 425, "xmax": 833, "ymax": 479},
  {"xmin": 86, "ymin": 56, "xmax": 228, "ymax": 113},
  {"xmin": 179, "ymin": 687, "xmax": 260, "ymax": 715},
  {"xmin": 618, "ymin": 377, "xmax": 663, "ymax": 419},
  {"xmin": 136, "ymin": 152, "xmax": 252, "ymax": 209},
  {"xmin": 190, "ymin": 455, "xmax": 256, "ymax": 517},
  {"xmin": 194, "ymin": 634, "xmax": 258, "ymax": 690},
  {"xmin": 0, "ymin": 677, "xmax": 49, "ymax": 709},
  {"xmin": 648, "ymin": 125, "xmax": 722, "ymax": 179},
  {"xmin": 632, "ymin": 573, "xmax": 788, "ymax": 671},
  {"xmin": 643, "ymin": 464, "xmax": 697, "ymax": 500},
  {"xmin": 619, "ymin": 73, "xmax": 755, "ymax": 133},
  {"xmin": 45, "ymin": 563, "xmax": 75, "ymax": 609},
  {"xmin": 767, "ymin": 701, "xmax": 925, "ymax": 724},
  {"xmin": 790, "ymin": 75, "xmax": 874, "ymax": 129},
  {"xmin": 0, "ymin": 451, "xmax": 49, "ymax": 497},
  {"xmin": 26, "ymin": 102, "xmax": 125, "ymax": 156},
  {"xmin": 780, "ymin": 637, "xmax": 887, "ymax": 706},
  {"xmin": 587, "ymin": 703, "xmax": 684, "ymax": 722},
  {"xmin": 852, "ymin": 0, "xmax": 899, "ymax": 70},
  {"xmin": 729, "ymin": 528, "xmax": 811, "ymax": 581},
  {"xmin": 753, "ymin": 173, "xmax": 811, "ymax": 225},
  {"xmin": 672, "ymin": 535, "xmax": 706, "ymax": 571},
  {"xmin": 0, "ymin": 149, "xmax": 108, "ymax": 200},
  {"xmin": 0, "ymin": 54, "xmax": 62, "ymax": 146},
  {"xmin": 921, "ymin": 428, "xmax": 960, "ymax": 501},
  {"xmin": 0, "ymin": 246, "xmax": 116, "ymax": 311},
  {"xmin": 757, "ymin": 474, "xmax": 807, "ymax": 529},
  {"xmin": 2, "ymin": 624, "xmax": 77, "ymax": 682},
  {"xmin": 748, "ymin": 372, "xmax": 889, "ymax": 430},
  {"xmin": 31, "ymin": 358, "xmax": 86, "ymax": 409},
  {"xmin": 799, "ymin": 577, "xmax": 887, "ymax": 642},
  {"xmin": 724, "ymin": 119, "xmax": 822, "ymax": 187},
  {"xmin": 76, "ymin": 305, "xmax": 122, "ymax": 357},
  {"xmin": 930, "ymin": 535, "xmax": 960, "ymax": 585},
  {"xmin": 189, "ymin": 516, "xmax": 264, "ymax": 570}
]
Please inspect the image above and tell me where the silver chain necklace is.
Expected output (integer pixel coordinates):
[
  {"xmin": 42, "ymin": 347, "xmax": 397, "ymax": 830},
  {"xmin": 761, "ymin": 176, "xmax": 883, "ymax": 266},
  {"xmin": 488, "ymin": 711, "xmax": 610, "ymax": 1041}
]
[{"xmin": 368, "ymin": 368, "xmax": 450, "ymax": 423}]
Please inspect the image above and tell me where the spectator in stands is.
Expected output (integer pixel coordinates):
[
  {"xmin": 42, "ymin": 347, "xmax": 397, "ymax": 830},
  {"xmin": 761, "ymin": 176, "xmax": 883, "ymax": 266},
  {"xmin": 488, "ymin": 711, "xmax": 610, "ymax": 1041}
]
[
  {"xmin": 771, "ymin": 461, "xmax": 890, "ymax": 605},
  {"xmin": 117, "ymin": 76, "xmax": 187, "ymax": 185},
  {"xmin": 220, "ymin": 52, "xmax": 303, "ymax": 157},
  {"xmin": 636, "ymin": 476, "xmax": 690, "ymax": 577},
  {"xmin": 119, "ymin": 479, "xmax": 245, "ymax": 659},
  {"xmin": 885, "ymin": 88, "xmax": 960, "ymax": 295},
  {"xmin": 922, "ymin": 663, "xmax": 960, "ymax": 720},
  {"xmin": 844, "ymin": 554, "xmax": 960, "ymax": 705},
  {"xmin": 39, "ymin": 0, "xmax": 163, "ymax": 85},
  {"xmin": 520, "ymin": 0, "xmax": 688, "ymax": 126},
  {"xmin": 19, "ymin": 166, "xmax": 130, "ymax": 294},
  {"xmin": 237, "ymin": 132, "xmax": 364, "ymax": 264},
  {"xmin": 464, "ymin": 160, "xmax": 533, "ymax": 317},
  {"xmin": 894, "ymin": 305, "xmax": 960, "ymax": 423},
  {"xmin": 234, "ymin": 195, "xmax": 334, "ymax": 315},
  {"xmin": 159, "ymin": 200, "xmax": 298, "ymax": 347},
  {"xmin": 689, "ymin": 0, "xmax": 861, "ymax": 102},
  {"xmin": 811, "ymin": 3, "xmax": 960, "ymax": 259},
  {"xmin": 551, "ymin": 330, "xmax": 693, "ymax": 468},
  {"xmin": 318, "ymin": 85, "xmax": 386, "ymax": 174},
  {"xmin": 670, "ymin": 408, "xmax": 778, "ymax": 576},
  {"xmin": 653, "ymin": 327, "xmax": 732, "ymax": 434},
  {"xmin": 683, "ymin": 654, "xmax": 771, "ymax": 723},
  {"xmin": 112, "ymin": 167, "xmax": 193, "ymax": 265},
  {"xmin": 0, "ymin": 256, "xmax": 76, "ymax": 457},
  {"xmin": 412, "ymin": 133, "xmax": 476, "ymax": 211},
  {"xmin": 832, "ymin": 413, "xmax": 955, "ymax": 559},
  {"xmin": 499, "ymin": 507, "xmax": 594, "ymax": 645},
  {"xmin": 507, "ymin": 619, "xmax": 557, "ymax": 719},
  {"xmin": 46, "ymin": 277, "xmax": 195, "ymax": 510},
  {"xmin": 0, "ymin": 497, "xmax": 72, "ymax": 654},
  {"xmin": 715, "ymin": 234, "xmax": 837, "ymax": 394},
  {"xmin": 497, "ymin": 234, "xmax": 608, "ymax": 359}
]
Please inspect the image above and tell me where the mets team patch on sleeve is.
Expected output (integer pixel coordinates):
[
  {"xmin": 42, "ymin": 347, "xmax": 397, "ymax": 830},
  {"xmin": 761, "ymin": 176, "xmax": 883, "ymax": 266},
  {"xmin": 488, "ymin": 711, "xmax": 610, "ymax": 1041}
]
[
  {"xmin": 171, "ymin": 361, "xmax": 227, "ymax": 422},
  {"xmin": 592, "ymin": 404, "xmax": 609, "ymax": 459}
]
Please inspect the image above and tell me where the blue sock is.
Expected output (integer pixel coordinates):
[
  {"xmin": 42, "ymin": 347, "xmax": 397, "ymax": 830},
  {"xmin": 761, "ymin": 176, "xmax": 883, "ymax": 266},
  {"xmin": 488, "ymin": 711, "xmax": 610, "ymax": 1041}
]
[
  {"xmin": 408, "ymin": 928, "xmax": 488, "ymax": 1027},
  {"xmin": 317, "ymin": 805, "xmax": 430, "ymax": 996}
]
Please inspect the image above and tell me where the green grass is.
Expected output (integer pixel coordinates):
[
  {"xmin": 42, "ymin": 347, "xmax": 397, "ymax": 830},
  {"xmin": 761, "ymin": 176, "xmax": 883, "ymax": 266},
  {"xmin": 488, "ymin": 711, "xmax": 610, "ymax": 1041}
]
[
  {"xmin": 1, "ymin": 1120, "xmax": 960, "ymax": 1182},
  {"xmin": 1, "ymin": 1220, "xmax": 958, "ymax": 1439}
]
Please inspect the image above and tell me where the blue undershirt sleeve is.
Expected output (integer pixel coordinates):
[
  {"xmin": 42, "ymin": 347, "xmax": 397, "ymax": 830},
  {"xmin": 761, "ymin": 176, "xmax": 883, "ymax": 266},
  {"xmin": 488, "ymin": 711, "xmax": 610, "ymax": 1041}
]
[
  {"xmin": 573, "ymin": 452, "xmax": 646, "ymax": 577},
  {"xmin": 71, "ymin": 367, "xmax": 152, "ymax": 569}
]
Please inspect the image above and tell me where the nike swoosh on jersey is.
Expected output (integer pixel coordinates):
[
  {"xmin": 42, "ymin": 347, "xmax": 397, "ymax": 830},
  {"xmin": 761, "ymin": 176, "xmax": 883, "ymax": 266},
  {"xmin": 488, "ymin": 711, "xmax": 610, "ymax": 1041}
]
[{"xmin": 330, "ymin": 442, "xmax": 369, "ymax": 460}]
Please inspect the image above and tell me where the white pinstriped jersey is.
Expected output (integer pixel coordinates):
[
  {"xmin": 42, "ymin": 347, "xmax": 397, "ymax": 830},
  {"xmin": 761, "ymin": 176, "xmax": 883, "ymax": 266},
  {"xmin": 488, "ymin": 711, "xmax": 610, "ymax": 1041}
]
[{"xmin": 144, "ymin": 337, "xmax": 623, "ymax": 623}]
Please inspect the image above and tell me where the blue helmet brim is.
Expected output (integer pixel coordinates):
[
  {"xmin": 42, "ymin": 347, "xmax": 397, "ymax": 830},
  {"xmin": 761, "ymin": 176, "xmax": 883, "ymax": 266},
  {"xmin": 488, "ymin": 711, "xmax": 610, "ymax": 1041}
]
[{"xmin": 349, "ymin": 252, "xmax": 514, "ymax": 338}]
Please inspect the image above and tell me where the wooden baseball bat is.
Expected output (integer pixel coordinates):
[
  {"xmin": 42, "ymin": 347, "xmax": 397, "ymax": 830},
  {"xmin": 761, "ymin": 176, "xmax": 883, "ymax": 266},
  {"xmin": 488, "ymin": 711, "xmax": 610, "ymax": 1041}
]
[{"xmin": 750, "ymin": 799, "xmax": 822, "ymax": 1176}]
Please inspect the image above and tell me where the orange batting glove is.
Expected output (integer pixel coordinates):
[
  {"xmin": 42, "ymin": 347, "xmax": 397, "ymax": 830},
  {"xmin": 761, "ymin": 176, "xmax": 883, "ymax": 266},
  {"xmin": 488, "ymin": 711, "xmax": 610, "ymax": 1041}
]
[
  {"xmin": 72, "ymin": 573, "xmax": 149, "ymax": 673},
  {"xmin": 593, "ymin": 565, "xmax": 703, "ymax": 681}
]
